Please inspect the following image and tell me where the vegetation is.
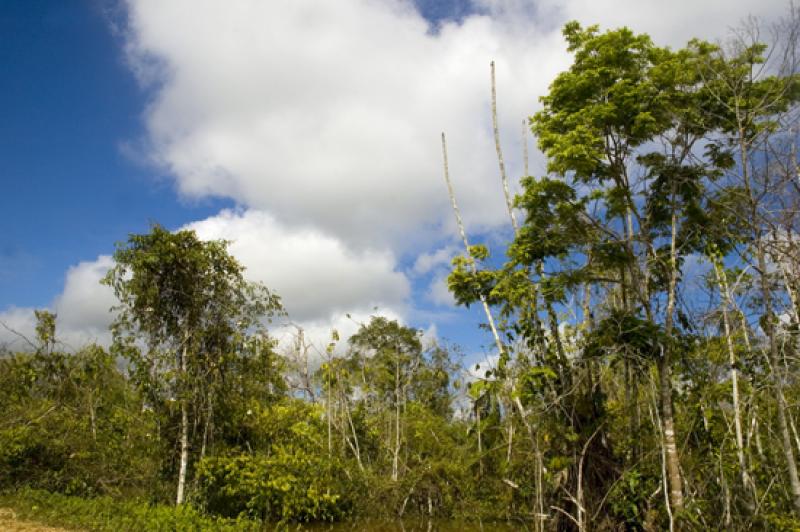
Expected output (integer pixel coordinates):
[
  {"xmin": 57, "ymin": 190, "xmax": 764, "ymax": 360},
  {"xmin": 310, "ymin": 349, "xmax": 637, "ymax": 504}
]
[
  {"xmin": 0, "ymin": 488, "xmax": 259, "ymax": 531},
  {"xmin": 4, "ymin": 14, "xmax": 800, "ymax": 530}
]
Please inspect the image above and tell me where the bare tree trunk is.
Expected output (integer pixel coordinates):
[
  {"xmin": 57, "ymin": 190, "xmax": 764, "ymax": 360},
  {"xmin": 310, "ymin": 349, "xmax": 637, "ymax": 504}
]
[
  {"xmin": 441, "ymin": 133, "xmax": 508, "ymax": 364},
  {"xmin": 88, "ymin": 390, "xmax": 97, "ymax": 444},
  {"xmin": 298, "ymin": 327, "xmax": 315, "ymax": 401},
  {"xmin": 651, "ymin": 393, "xmax": 675, "ymax": 532},
  {"xmin": 392, "ymin": 355, "xmax": 401, "ymax": 482},
  {"xmin": 491, "ymin": 68, "xmax": 553, "ymax": 360},
  {"xmin": 506, "ymin": 413, "xmax": 514, "ymax": 464},
  {"xmin": 759, "ymin": 238, "xmax": 800, "ymax": 513},
  {"xmin": 522, "ymin": 119, "xmax": 529, "ymax": 177},
  {"xmin": 741, "ymin": 131, "xmax": 800, "ymax": 513},
  {"xmin": 176, "ymin": 342, "xmax": 190, "ymax": 506},
  {"xmin": 327, "ymin": 372, "xmax": 332, "ymax": 456},
  {"xmin": 535, "ymin": 442, "xmax": 545, "ymax": 532},
  {"xmin": 661, "ymin": 188, "xmax": 684, "ymax": 513},
  {"xmin": 340, "ymin": 379, "xmax": 364, "ymax": 471},
  {"xmin": 658, "ymin": 357, "xmax": 683, "ymax": 511},
  {"xmin": 490, "ymin": 61, "xmax": 517, "ymax": 231},
  {"xmin": 712, "ymin": 253, "xmax": 754, "ymax": 502},
  {"xmin": 200, "ymin": 390, "xmax": 213, "ymax": 460},
  {"xmin": 576, "ymin": 426, "xmax": 602, "ymax": 532},
  {"xmin": 476, "ymin": 398, "xmax": 483, "ymax": 477}
]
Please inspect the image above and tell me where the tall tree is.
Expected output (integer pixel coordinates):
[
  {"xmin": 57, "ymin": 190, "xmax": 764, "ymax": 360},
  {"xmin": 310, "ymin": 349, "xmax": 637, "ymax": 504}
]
[
  {"xmin": 707, "ymin": 30, "xmax": 800, "ymax": 514},
  {"xmin": 347, "ymin": 317, "xmax": 423, "ymax": 482},
  {"xmin": 103, "ymin": 224, "xmax": 282, "ymax": 504},
  {"xmin": 451, "ymin": 22, "xmax": 734, "ymax": 521}
]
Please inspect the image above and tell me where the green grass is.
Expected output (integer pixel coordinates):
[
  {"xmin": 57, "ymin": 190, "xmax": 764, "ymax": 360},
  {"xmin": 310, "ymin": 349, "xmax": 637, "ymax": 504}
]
[{"xmin": 0, "ymin": 488, "xmax": 263, "ymax": 531}]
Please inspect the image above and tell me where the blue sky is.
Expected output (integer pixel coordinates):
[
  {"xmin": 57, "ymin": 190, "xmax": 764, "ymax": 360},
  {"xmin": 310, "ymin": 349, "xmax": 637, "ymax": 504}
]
[
  {"xmin": 0, "ymin": 1, "xmax": 232, "ymax": 307},
  {"xmin": 0, "ymin": 0, "xmax": 786, "ymax": 358},
  {"xmin": 0, "ymin": 0, "xmax": 497, "ymax": 354}
]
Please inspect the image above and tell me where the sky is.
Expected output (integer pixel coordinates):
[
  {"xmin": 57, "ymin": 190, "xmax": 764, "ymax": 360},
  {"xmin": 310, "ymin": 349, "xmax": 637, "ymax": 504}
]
[{"xmin": 0, "ymin": 0, "xmax": 789, "ymax": 361}]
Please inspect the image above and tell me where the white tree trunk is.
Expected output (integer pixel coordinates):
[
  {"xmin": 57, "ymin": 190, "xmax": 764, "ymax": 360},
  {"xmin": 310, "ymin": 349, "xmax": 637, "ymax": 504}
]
[
  {"xmin": 176, "ymin": 342, "xmax": 190, "ymax": 505},
  {"xmin": 712, "ymin": 254, "xmax": 754, "ymax": 501}
]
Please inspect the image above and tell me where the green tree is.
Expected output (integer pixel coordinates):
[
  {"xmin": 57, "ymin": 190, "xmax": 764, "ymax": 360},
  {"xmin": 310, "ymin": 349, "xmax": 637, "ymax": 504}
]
[
  {"xmin": 103, "ymin": 224, "xmax": 282, "ymax": 504},
  {"xmin": 451, "ymin": 22, "xmax": 733, "ymax": 525},
  {"xmin": 347, "ymin": 317, "xmax": 423, "ymax": 482}
]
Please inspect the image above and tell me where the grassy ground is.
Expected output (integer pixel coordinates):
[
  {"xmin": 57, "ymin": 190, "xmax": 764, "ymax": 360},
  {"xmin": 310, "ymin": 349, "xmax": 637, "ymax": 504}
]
[
  {"xmin": 0, "ymin": 489, "xmax": 261, "ymax": 531},
  {"xmin": 0, "ymin": 508, "xmax": 73, "ymax": 531}
]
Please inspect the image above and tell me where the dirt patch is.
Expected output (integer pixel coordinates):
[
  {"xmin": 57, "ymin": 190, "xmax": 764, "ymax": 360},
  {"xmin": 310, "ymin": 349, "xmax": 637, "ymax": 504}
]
[{"xmin": 0, "ymin": 508, "xmax": 75, "ymax": 531}]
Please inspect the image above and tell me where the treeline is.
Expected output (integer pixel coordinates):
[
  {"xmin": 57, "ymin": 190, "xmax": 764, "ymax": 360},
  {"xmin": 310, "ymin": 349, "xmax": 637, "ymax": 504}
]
[
  {"xmin": 0, "ymin": 266, "xmax": 495, "ymax": 526},
  {"xmin": 4, "ymin": 15, "xmax": 800, "ymax": 531},
  {"xmin": 0, "ymin": 228, "xmax": 493, "ymax": 526}
]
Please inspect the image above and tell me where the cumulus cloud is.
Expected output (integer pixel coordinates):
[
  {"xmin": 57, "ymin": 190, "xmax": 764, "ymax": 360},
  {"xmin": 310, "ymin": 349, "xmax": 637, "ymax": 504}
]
[
  {"xmin": 273, "ymin": 307, "xmax": 406, "ymax": 363},
  {"xmin": 1, "ymin": 209, "xmax": 411, "ymax": 351},
  {"xmin": 467, "ymin": 352, "xmax": 500, "ymax": 382},
  {"xmin": 412, "ymin": 245, "xmax": 458, "ymax": 276},
  {"xmin": 0, "ymin": 306, "xmax": 39, "ymax": 351},
  {"xmin": 122, "ymin": 0, "xmax": 565, "ymax": 250},
  {"xmin": 411, "ymin": 244, "xmax": 460, "ymax": 308},
  {"xmin": 426, "ymin": 274, "xmax": 456, "ymax": 307},
  {"xmin": 53, "ymin": 256, "xmax": 117, "ymax": 340},
  {"xmin": 122, "ymin": 0, "xmax": 784, "ymax": 254},
  {"xmin": 525, "ymin": 0, "xmax": 787, "ymax": 47},
  {"xmin": 0, "ymin": 256, "xmax": 116, "ymax": 351},
  {"xmin": 0, "ymin": 208, "xmax": 410, "ymax": 353},
  {"xmin": 184, "ymin": 209, "xmax": 410, "ymax": 322}
]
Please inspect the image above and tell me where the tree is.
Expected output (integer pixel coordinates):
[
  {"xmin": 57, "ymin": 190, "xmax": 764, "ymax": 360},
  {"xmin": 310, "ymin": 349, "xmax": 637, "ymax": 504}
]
[
  {"xmin": 451, "ymin": 22, "xmax": 734, "ymax": 523},
  {"xmin": 699, "ymin": 18, "xmax": 800, "ymax": 512},
  {"xmin": 346, "ymin": 317, "xmax": 423, "ymax": 482},
  {"xmin": 103, "ymin": 224, "xmax": 282, "ymax": 505}
]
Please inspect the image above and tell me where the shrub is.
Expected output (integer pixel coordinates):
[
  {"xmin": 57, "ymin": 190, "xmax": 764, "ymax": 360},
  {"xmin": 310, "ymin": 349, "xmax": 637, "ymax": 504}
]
[{"xmin": 196, "ymin": 449, "xmax": 352, "ymax": 522}]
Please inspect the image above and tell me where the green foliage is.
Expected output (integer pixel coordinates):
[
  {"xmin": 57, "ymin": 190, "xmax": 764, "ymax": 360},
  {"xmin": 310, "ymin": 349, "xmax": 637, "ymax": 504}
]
[
  {"xmin": 5, "ymin": 15, "xmax": 800, "ymax": 530},
  {"xmin": 584, "ymin": 310, "xmax": 666, "ymax": 362},
  {"xmin": 34, "ymin": 310, "xmax": 56, "ymax": 353},
  {"xmin": 0, "ymin": 347, "xmax": 158, "ymax": 497},
  {"xmin": 196, "ymin": 398, "xmax": 354, "ymax": 522},
  {"xmin": 103, "ymin": 224, "xmax": 284, "ymax": 502},
  {"xmin": 196, "ymin": 451, "xmax": 350, "ymax": 523},
  {"xmin": 0, "ymin": 488, "xmax": 259, "ymax": 531},
  {"xmin": 534, "ymin": 22, "xmax": 668, "ymax": 181},
  {"xmin": 606, "ymin": 469, "xmax": 662, "ymax": 529}
]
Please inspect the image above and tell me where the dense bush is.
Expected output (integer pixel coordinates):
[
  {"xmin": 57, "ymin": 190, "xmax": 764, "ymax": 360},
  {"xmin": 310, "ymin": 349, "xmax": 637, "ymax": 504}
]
[
  {"xmin": 0, "ymin": 348, "xmax": 159, "ymax": 497},
  {"xmin": 196, "ymin": 451, "xmax": 351, "ymax": 522},
  {"xmin": 196, "ymin": 398, "xmax": 355, "ymax": 522}
]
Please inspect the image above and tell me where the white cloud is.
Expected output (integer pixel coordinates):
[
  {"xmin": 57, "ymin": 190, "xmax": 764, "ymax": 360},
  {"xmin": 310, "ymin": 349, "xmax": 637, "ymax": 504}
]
[
  {"xmin": 185, "ymin": 209, "xmax": 410, "ymax": 322},
  {"xmin": 420, "ymin": 322, "xmax": 439, "ymax": 348},
  {"xmin": 122, "ymin": 0, "xmax": 783, "ymax": 254},
  {"xmin": 412, "ymin": 245, "xmax": 458, "ymax": 276},
  {"xmin": 274, "ymin": 307, "xmax": 405, "ymax": 363},
  {"xmin": 117, "ymin": 1, "xmax": 787, "ymax": 360},
  {"xmin": 426, "ymin": 274, "xmax": 456, "ymax": 307},
  {"xmin": 53, "ymin": 256, "xmax": 117, "ymax": 342},
  {"xmin": 467, "ymin": 352, "xmax": 500, "ymax": 382},
  {"xmin": 0, "ymin": 306, "xmax": 38, "ymax": 351},
  {"xmin": 1, "ymin": 209, "xmax": 410, "ymax": 352},
  {"xmin": 4, "ymin": 209, "xmax": 406, "ymax": 345},
  {"xmin": 0, "ymin": 257, "xmax": 116, "ymax": 351},
  {"xmin": 525, "ymin": 0, "xmax": 787, "ymax": 48},
  {"xmin": 122, "ymin": 0, "xmax": 565, "ymax": 250}
]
